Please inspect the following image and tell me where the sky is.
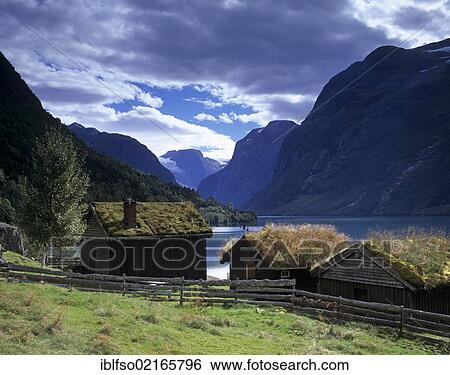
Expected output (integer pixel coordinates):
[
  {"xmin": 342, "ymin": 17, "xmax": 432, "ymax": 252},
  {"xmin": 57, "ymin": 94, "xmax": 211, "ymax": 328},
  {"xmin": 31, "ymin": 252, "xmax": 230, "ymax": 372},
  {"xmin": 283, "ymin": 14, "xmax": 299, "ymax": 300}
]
[{"xmin": 0, "ymin": 0, "xmax": 449, "ymax": 161}]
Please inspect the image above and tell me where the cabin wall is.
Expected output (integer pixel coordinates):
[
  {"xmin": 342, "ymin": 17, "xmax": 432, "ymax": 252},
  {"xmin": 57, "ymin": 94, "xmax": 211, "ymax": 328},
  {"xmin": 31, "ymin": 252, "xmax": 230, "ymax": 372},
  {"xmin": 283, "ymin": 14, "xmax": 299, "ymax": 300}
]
[
  {"xmin": 80, "ymin": 235, "xmax": 207, "ymax": 280},
  {"xmin": 229, "ymin": 238, "xmax": 259, "ymax": 281},
  {"xmin": 256, "ymin": 268, "xmax": 317, "ymax": 292},
  {"xmin": 320, "ymin": 256, "xmax": 407, "ymax": 288},
  {"xmin": 318, "ymin": 253, "xmax": 412, "ymax": 306},
  {"xmin": 227, "ymin": 239, "xmax": 317, "ymax": 291},
  {"xmin": 412, "ymin": 286, "xmax": 450, "ymax": 315},
  {"xmin": 319, "ymin": 278, "xmax": 411, "ymax": 306},
  {"xmin": 79, "ymin": 237, "xmax": 112, "ymax": 274}
]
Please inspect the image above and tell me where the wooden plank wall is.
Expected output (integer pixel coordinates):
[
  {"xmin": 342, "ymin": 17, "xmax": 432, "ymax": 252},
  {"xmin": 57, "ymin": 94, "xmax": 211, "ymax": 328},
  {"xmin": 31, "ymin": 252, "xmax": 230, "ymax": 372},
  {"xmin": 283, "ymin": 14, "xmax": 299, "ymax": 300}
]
[
  {"xmin": 319, "ymin": 278, "xmax": 410, "ymax": 307},
  {"xmin": 321, "ymin": 257, "xmax": 406, "ymax": 288},
  {"xmin": 413, "ymin": 287, "xmax": 450, "ymax": 315}
]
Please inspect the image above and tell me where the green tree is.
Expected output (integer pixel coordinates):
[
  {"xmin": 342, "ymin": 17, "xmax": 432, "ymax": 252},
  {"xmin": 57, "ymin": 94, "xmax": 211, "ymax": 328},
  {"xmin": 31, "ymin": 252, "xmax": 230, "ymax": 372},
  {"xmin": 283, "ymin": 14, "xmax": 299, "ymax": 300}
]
[
  {"xmin": 0, "ymin": 197, "xmax": 15, "ymax": 224},
  {"xmin": 18, "ymin": 127, "xmax": 89, "ymax": 261},
  {"xmin": 0, "ymin": 169, "xmax": 18, "ymax": 224}
]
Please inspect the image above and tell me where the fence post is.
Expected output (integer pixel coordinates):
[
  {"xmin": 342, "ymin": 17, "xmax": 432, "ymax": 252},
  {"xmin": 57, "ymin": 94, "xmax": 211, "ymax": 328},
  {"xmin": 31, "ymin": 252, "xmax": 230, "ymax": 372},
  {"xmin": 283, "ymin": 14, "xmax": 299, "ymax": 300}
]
[
  {"xmin": 122, "ymin": 273, "xmax": 126, "ymax": 296},
  {"xmin": 399, "ymin": 305, "xmax": 404, "ymax": 337},
  {"xmin": 179, "ymin": 276, "xmax": 184, "ymax": 307},
  {"xmin": 337, "ymin": 296, "xmax": 342, "ymax": 321},
  {"xmin": 291, "ymin": 281, "xmax": 296, "ymax": 307},
  {"xmin": 69, "ymin": 271, "xmax": 73, "ymax": 291}
]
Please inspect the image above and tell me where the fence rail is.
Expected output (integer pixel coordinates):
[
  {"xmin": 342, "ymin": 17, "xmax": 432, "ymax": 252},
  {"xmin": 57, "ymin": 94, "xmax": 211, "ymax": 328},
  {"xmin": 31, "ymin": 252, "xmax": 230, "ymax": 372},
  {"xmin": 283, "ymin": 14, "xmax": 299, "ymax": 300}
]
[{"xmin": 1, "ymin": 262, "xmax": 449, "ymax": 341}]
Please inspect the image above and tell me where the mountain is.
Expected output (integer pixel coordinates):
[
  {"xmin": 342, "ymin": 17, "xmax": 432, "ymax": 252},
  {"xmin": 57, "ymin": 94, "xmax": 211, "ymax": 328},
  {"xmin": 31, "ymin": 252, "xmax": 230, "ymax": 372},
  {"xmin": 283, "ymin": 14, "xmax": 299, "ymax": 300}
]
[
  {"xmin": 197, "ymin": 120, "xmax": 298, "ymax": 207},
  {"xmin": 0, "ymin": 51, "xmax": 256, "ymax": 225},
  {"xmin": 0, "ymin": 52, "xmax": 201, "ymax": 203},
  {"xmin": 68, "ymin": 123, "xmax": 175, "ymax": 183},
  {"xmin": 160, "ymin": 149, "xmax": 223, "ymax": 189},
  {"xmin": 245, "ymin": 39, "xmax": 450, "ymax": 215}
]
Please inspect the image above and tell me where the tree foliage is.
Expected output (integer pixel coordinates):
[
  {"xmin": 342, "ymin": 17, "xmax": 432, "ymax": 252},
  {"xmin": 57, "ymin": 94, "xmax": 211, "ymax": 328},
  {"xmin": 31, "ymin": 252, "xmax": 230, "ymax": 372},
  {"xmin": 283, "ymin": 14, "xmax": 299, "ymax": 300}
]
[
  {"xmin": 0, "ymin": 197, "xmax": 15, "ymax": 224},
  {"xmin": 0, "ymin": 169, "xmax": 19, "ymax": 224},
  {"xmin": 18, "ymin": 128, "xmax": 89, "ymax": 251}
]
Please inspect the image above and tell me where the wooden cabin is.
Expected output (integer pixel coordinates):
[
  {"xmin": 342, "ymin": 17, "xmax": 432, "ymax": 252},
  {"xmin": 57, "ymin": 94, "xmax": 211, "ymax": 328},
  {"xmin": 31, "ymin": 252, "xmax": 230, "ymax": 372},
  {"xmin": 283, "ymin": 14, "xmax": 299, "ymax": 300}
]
[
  {"xmin": 78, "ymin": 200, "xmax": 212, "ymax": 279},
  {"xmin": 221, "ymin": 234, "xmax": 323, "ymax": 292},
  {"xmin": 316, "ymin": 243, "xmax": 450, "ymax": 315},
  {"xmin": 221, "ymin": 225, "xmax": 348, "ymax": 291}
]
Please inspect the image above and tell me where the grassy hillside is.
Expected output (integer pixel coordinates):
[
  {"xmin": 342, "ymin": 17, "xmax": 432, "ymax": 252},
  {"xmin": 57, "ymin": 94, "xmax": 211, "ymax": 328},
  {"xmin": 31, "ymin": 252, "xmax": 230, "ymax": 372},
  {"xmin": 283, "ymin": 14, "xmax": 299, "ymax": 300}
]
[
  {"xmin": 2, "ymin": 251, "xmax": 43, "ymax": 267},
  {"xmin": 0, "ymin": 281, "xmax": 446, "ymax": 354}
]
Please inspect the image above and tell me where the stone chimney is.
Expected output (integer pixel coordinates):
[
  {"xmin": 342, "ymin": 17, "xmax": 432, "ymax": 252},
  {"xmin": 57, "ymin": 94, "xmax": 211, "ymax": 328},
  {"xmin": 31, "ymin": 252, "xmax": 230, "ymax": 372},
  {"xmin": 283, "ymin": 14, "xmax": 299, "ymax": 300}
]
[{"xmin": 123, "ymin": 199, "xmax": 137, "ymax": 228}]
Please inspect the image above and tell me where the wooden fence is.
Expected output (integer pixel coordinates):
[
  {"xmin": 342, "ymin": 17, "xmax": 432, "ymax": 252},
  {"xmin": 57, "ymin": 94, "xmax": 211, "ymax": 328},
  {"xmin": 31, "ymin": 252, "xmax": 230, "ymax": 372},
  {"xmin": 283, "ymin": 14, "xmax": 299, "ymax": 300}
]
[{"xmin": 1, "ymin": 262, "xmax": 449, "ymax": 341}]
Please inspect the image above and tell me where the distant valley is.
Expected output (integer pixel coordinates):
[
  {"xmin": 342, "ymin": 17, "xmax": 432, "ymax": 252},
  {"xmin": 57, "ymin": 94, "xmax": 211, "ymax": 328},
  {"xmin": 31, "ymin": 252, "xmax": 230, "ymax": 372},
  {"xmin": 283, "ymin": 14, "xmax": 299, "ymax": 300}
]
[
  {"xmin": 198, "ymin": 120, "xmax": 297, "ymax": 207},
  {"xmin": 160, "ymin": 149, "xmax": 224, "ymax": 189}
]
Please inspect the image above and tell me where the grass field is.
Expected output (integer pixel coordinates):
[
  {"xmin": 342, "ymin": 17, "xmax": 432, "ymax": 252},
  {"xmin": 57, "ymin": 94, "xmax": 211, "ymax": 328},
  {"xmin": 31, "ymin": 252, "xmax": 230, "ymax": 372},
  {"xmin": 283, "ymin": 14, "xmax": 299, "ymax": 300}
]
[
  {"xmin": 2, "ymin": 251, "xmax": 45, "ymax": 267},
  {"xmin": 0, "ymin": 280, "xmax": 447, "ymax": 355}
]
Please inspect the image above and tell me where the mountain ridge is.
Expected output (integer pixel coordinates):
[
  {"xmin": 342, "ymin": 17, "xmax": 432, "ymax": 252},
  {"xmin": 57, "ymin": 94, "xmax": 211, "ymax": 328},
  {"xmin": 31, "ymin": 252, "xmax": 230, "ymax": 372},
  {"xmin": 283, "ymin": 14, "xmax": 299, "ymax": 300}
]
[
  {"xmin": 68, "ymin": 122, "xmax": 175, "ymax": 183},
  {"xmin": 0, "ymin": 50, "xmax": 256, "ymax": 225},
  {"xmin": 0, "ymin": 51, "xmax": 214, "ymax": 205},
  {"xmin": 244, "ymin": 39, "xmax": 450, "ymax": 215}
]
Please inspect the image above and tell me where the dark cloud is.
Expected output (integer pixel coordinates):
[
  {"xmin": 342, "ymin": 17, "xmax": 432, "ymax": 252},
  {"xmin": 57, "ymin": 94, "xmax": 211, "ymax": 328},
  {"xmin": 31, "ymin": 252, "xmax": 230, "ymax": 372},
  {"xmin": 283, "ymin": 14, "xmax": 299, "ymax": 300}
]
[
  {"xmin": 394, "ymin": 6, "xmax": 433, "ymax": 30},
  {"xmin": 102, "ymin": 0, "xmax": 393, "ymax": 97},
  {"xmin": 394, "ymin": 5, "xmax": 448, "ymax": 31},
  {"xmin": 393, "ymin": 3, "xmax": 449, "ymax": 42},
  {"xmin": 4, "ymin": 0, "xmax": 448, "ymax": 158},
  {"xmin": 32, "ymin": 85, "xmax": 109, "ymax": 104},
  {"xmin": 0, "ymin": 0, "xmax": 395, "ymax": 102}
]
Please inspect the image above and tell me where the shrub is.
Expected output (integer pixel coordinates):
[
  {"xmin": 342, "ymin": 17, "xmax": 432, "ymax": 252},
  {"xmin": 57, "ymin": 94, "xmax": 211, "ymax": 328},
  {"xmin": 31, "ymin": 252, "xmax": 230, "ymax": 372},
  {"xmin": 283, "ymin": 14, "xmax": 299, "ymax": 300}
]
[
  {"xmin": 323, "ymin": 325, "xmax": 355, "ymax": 341},
  {"xmin": 0, "ymin": 197, "xmax": 15, "ymax": 224},
  {"xmin": 209, "ymin": 316, "xmax": 232, "ymax": 327},
  {"xmin": 139, "ymin": 312, "xmax": 159, "ymax": 324},
  {"xmin": 181, "ymin": 315, "xmax": 208, "ymax": 330},
  {"xmin": 291, "ymin": 319, "xmax": 310, "ymax": 336},
  {"xmin": 93, "ymin": 334, "xmax": 116, "ymax": 354},
  {"xmin": 99, "ymin": 323, "xmax": 113, "ymax": 336}
]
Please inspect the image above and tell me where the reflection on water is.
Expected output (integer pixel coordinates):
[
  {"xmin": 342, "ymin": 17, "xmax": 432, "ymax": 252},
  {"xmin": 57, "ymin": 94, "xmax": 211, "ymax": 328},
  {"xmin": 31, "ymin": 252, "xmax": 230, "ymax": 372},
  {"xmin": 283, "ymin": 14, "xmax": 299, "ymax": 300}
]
[{"xmin": 207, "ymin": 216, "xmax": 450, "ymax": 279}]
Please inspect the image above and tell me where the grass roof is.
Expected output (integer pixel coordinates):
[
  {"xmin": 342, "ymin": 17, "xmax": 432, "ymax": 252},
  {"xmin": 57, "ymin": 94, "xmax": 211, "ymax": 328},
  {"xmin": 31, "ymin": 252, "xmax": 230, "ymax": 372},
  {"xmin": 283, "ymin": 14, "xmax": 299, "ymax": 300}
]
[
  {"xmin": 94, "ymin": 202, "xmax": 212, "ymax": 237},
  {"xmin": 221, "ymin": 224, "xmax": 349, "ymax": 269},
  {"xmin": 367, "ymin": 228, "xmax": 450, "ymax": 288}
]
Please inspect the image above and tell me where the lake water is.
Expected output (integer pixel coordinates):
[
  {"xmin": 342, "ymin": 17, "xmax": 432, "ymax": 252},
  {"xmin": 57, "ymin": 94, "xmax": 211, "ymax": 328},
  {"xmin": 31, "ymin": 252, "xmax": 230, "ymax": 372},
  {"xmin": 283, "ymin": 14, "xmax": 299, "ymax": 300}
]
[{"xmin": 207, "ymin": 215, "xmax": 450, "ymax": 279}]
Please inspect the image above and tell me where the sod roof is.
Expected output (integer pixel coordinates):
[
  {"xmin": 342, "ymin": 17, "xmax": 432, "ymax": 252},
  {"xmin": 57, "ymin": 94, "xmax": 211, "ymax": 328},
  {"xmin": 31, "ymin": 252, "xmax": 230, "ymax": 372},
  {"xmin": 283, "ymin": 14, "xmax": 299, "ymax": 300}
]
[
  {"xmin": 221, "ymin": 224, "xmax": 350, "ymax": 269},
  {"xmin": 366, "ymin": 229, "xmax": 450, "ymax": 288},
  {"xmin": 93, "ymin": 202, "xmax": 212, "ymax": 237},
  {"xmin": 221, "ymin": 226, "xmax": 450, "ymax": 289}
]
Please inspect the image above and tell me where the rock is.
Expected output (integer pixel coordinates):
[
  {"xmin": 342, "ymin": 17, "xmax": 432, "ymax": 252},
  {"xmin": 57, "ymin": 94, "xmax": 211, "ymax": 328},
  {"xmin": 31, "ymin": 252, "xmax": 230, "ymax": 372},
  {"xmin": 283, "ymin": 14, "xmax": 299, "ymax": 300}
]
[
  {"xmin": 246, "ymin": 39, "xmax": 450, "ymax": 215},
  {"xmin": 0, "ymin": 223, "xmax": 24, "ymax": 254},
  {"xmin": 198, "ymin": 120, "xmax": 298, "ymax": 207}
]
